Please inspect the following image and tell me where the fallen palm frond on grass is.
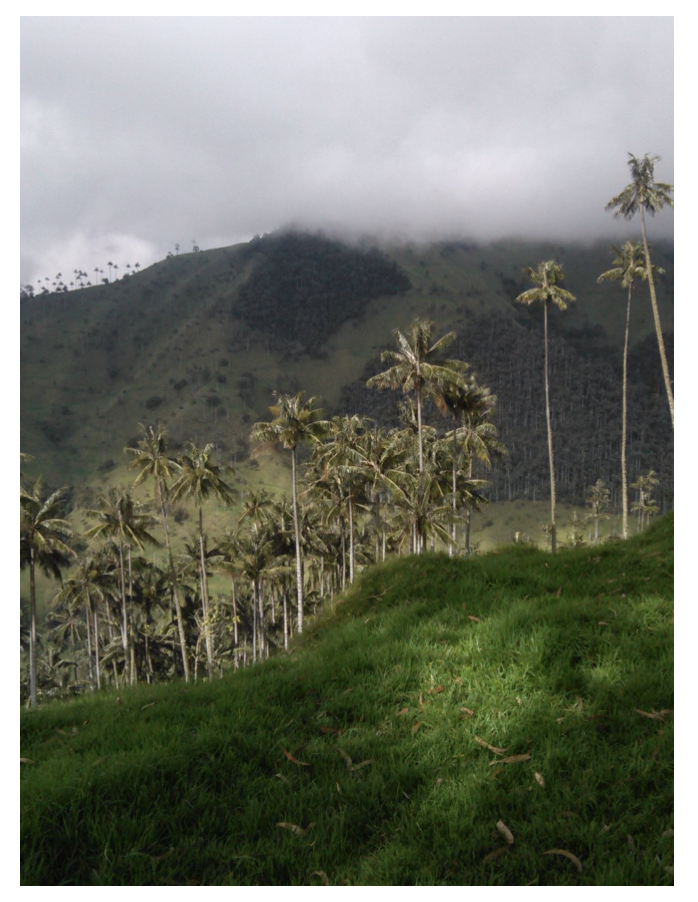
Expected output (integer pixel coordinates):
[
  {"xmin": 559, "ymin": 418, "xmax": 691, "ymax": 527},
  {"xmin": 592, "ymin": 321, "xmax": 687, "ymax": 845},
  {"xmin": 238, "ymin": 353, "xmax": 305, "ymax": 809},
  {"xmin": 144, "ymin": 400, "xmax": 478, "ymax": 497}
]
[{"xmin": 21, "ymin": 515, "xmax": 673, "ymax": 885}]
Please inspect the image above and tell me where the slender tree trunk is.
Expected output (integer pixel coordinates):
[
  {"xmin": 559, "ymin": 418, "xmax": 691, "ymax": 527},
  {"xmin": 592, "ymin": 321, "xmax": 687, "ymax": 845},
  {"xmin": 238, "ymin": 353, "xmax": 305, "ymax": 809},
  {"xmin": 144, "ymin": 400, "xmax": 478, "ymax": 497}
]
[
  {"xmin": 198, "ymin": 507, "xmax": 214, "ymax": 679},
  {"xmin": 258, "ymin": 579, "xmax": 266, "ymax": 660},
  {"xmin": 450, "ymin": 425, "xmax": 457, "ymax": 555},
  {"xmin": 348, "ymin": 496, "xmax": 355, "ymax": 584},
  {"xmin": 291, "ymin": 447, "xmax": 304, "ymax": 634},
  {"xmin": 640, "ymin": 209, "xmax": 674, "ymax": 429},
  {"xmin": 621, "ymin": 284, "xmax": 631, "ymax": 540},
  {"xmin": 252, "ymin": 580, "xmax": 258, "ymax": 663},
  {"xmin": 85, "ymin": 595, "xmax": 94, "ymax": 690},
  {"xmin": 231, "ymin": 575, "xmax": 239, "ymax": 670},
  {"xmin": 93, "ymin": 608, "xmax": 101, "ymax": 690},
  {"xmin": 128, "ymin": 548, "xmax": 137, "ymax": 686},
  {"xmin": 157, "ymin": 478, "xmax": 190, "ymax": 682},
  {"xmin": 543, "ymin": 301, "xmax": 557, "ymax": 554},
  {"xmin": 118, "ymin": 543, "xmax": 131, "ymax": 680},
  {"xmin": 416, "ymin": 382, "xmax": 424, "ymax": 474},
  {"xmin": 464, "ymin": 455, "xmax": 474, "ymax": 555},
  {"xmin": 29, "ymin": 552, "xmax": 38, "ymax": 707},
  {"xmin": 341, "ymin": 530, "xmax": 346, "ymax": 591}
]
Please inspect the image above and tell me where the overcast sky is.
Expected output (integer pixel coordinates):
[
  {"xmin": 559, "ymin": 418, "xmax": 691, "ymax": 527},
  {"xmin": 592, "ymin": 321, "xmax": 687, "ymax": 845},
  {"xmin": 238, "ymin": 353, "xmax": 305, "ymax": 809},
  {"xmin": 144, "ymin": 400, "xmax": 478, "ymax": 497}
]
[{"xmin": 20, "ymin": 16, "xmax": 674, "ymax": 288}]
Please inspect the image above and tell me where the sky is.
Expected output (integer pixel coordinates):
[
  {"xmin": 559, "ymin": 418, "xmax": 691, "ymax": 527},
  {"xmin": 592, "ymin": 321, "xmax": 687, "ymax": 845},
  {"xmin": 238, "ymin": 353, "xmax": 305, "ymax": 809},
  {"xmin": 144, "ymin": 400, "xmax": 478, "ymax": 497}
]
[{"xmin": 20, "ymin": 16, "xmax": 674, "ymax": 288}]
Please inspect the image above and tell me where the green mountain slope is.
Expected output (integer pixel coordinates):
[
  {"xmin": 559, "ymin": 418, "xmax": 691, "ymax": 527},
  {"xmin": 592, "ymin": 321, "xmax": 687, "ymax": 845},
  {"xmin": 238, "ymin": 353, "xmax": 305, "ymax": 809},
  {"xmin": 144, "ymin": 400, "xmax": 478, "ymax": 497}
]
[
  {"xmin": 20, "ymin": 230, "xmax": 673, "ymax": 508},
  {"xmin": 20, "ymin": 514, "xmax": 674, "ymax": 886}
]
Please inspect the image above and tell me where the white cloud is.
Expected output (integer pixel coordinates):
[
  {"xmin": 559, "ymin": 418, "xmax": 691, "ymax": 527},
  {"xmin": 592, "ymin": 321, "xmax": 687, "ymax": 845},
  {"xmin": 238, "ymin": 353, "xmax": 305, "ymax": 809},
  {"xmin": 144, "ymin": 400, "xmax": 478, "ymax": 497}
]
[{"xmin": 20, "ymin": 16, "xmax": 674, "ymax": 286}]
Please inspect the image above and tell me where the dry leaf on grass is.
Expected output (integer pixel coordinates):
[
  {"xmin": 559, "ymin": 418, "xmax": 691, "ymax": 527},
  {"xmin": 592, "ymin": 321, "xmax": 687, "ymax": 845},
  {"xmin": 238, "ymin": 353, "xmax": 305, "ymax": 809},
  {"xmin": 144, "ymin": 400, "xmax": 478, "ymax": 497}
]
[
  {"xmin": 20, "ymin": 757, "xmax": 35, "ymax": 764},
  {"xmin": 397, "ymin": 707, "xmax": 409, "ymax": 716},
  {"xmin": 482, "ymin": 847, "xmax": 509, "ymax": 864},
  {"xmin": 497, "ymin": 820, "xmax": 515, "ymax": 844},
  {"xmin": 428, "ymin": 686, "xmax": 445, "ymax": 695},
  {"xmin": 468, "ymin": 615, "xmax": 480, "ymax": 622},
  {"xmin": 311, "ymin": 871, "xmax": 330, "ymax": 885},
  {"xmin": 543, "ymin": 849, "xmax": 583, "ymax": 872},
  {"xmin": 460, "ymin": 707, "xmax": 474, "ymax": 717},
  {"xmin": 635, "ymin": 708, "xmax": 672, "ymax": 721},
  {"xmin": 490, "ymin": 754, "xmax": 532, "ymax": 766},
  {"xmin": 412, "ymin": 721, "xmax": 424, "ymax": 735},
  {"xmin": 333, "ymin": 745, "xmax": 353, "ymax": 769},
  {"xmin": 281, "ymin": 747, "xmax": 309, "ymax": 766},
  {"xmin": 534, "ymin": 772, "xmax": 545, "ymax": 787},
  {"xmin": 475, "ymin": 736, "xmax": 508, "ymax": 755}
]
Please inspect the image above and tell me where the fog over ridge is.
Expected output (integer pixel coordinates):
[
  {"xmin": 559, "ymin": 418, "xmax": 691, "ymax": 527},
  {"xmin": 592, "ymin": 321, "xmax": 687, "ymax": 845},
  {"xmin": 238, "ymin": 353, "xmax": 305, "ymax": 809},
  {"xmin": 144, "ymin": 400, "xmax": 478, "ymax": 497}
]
[{"xmin": 21, "ymin": 16, "xmax": 673, "ymax": 287}]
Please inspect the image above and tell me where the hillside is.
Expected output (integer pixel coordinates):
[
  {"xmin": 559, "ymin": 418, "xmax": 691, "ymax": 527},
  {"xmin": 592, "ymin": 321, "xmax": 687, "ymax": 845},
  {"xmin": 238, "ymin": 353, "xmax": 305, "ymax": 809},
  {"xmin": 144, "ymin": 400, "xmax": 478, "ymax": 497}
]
[
  {"xmin": 20, "ymin": 230, "xmax": 674, "ymax": 510},
  {"xmin": 20, "ymin": 514, "xmax": 674, "ymax": 886}
]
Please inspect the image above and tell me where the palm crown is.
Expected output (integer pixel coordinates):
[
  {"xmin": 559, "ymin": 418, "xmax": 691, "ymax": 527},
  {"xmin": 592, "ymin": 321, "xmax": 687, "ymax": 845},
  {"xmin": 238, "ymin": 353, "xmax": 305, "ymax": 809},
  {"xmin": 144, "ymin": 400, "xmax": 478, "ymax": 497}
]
[
  {"xmin": 516, "ymin": 261, "xmax": 576, "ymax": 311},
  {"xmin": 605, "ymin": 153, "xmax": 674, "ymax": 220}
]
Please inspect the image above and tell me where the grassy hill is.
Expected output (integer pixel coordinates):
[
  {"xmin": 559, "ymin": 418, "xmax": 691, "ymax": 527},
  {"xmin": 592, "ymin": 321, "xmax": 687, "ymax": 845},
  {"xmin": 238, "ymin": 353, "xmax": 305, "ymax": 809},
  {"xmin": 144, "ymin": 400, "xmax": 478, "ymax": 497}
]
[
  {"xmin": 20, "ymin": 231, "xmax": 674, "ymax": 513},
  {"xmin": 20, "ymin": 514, "xmax": 673, "ymax": 885}
]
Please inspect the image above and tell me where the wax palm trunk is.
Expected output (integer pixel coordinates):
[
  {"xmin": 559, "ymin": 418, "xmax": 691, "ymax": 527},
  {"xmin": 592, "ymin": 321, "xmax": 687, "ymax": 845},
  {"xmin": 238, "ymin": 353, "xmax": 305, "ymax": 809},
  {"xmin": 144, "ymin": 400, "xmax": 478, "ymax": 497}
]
[
  {"xmin": 639, "ymin": 208, "xmax": 674, "ymax": 428},
  {"xmin": 543, "ymin": 301, "xmax": 557, "ymax": 554},
  {"xmin": 291, "ymin": 448, "xmax": 304, "ymax": 634},
  {"xmin": 198, "ymin": 508, "xmax": 214, "ymax": 679},
  {"xmin": 157, "ymin": 478, "xmax": 190, "ymax": 681}
]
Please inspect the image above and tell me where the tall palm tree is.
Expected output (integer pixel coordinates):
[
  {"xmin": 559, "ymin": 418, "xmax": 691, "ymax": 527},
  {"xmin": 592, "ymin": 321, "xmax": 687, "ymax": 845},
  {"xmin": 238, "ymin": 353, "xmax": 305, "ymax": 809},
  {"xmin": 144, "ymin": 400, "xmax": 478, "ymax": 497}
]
[
  {"xmin": 125, "ymin": 424, "xmax": 191, "ymax": 683},
  {"xmin": 20, "ymin": 479, "xmax": 75, "ymax": 707},
  {"xmin": 52, "ymin": 552, "xmax": 113, "ymax": 691},
  {"xmin": 517, "ymin": 261, "xmax": 575, "ymax": 554},
  {"xmin": 310, "ymin": 415, "xmax": 375, "ymax": 584},
  {"xmin": 606, "ymin": 153, "xmax": 674, "ymax": 428},
  {"xmin": 170, "ymin": 443, "xmax": 234, "ymax": 678},
  {"xmin": 250, "ymin": 393, "xmax": 327, "ymax": 635},
  {"xmin": 433, "ymin": 374, "xmax": 505, "ymax": 554},
  {"xmin": 367, "ymin": 319, "xmax": 467, "ymax": 474},
  {"xmin": 84, "ymin": 490, "xmax": 158, "ymax": 685},
  {"xmin": 598, "ymin": 242, "xmax": 659, "ymax": 539}
]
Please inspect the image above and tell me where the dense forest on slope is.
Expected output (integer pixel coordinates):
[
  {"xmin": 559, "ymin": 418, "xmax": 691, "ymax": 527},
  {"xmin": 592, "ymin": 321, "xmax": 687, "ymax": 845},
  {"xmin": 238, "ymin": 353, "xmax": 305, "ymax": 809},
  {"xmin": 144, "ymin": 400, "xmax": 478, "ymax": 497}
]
[
  {"xmin": 236, "ymin": 232, "xmax": 411, "ymax": 354},
  {"xmin": 20, "ymin": 230, "xmax": 673, "ymax": 508},
  {"xmin": 338, "ymin": 310, "xmax": 673, "ymax": 509}
]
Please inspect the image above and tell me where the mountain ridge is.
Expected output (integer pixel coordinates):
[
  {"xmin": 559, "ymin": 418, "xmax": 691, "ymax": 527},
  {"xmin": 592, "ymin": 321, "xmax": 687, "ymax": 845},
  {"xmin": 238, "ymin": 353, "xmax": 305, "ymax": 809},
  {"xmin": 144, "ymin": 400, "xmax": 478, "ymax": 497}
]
[{"xmin": 20, "ymin": 230, "xmax": 673, "ymax": 510}]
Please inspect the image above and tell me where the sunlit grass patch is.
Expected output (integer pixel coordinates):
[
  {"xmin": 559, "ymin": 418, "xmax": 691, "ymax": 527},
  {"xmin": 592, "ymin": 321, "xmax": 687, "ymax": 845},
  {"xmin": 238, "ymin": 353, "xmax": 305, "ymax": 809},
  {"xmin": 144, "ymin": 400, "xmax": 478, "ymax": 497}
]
[{"xmin": 22, "ymin": 515, "xmax": 673, "ymax": 885}]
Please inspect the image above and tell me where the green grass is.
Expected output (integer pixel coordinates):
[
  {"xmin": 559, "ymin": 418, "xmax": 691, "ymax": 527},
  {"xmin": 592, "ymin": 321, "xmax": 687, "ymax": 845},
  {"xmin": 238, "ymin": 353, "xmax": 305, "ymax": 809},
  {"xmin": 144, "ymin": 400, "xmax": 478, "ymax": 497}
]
[{"xmin": 21, "ymin": 515, "xmax": 673, "ymax": 885}]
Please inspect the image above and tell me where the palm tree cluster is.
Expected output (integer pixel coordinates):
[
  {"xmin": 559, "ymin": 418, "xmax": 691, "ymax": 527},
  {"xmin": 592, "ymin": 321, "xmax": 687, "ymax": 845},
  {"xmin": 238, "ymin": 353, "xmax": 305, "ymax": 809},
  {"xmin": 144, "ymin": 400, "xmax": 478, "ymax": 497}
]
[
  {"xmin": 19, "ymin": 153, "xmax": 672, "ymax": 700},
  {"xmin": 512, "ymin": 152, "xmax": 672, "ymax": 551},
  {"xmin": 20, "ymin": 261, "xmax": 142, "ymax": 298},
  {"xmin": 20, "ymin": 321, "xmax": 505, "ymax": 704}
]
